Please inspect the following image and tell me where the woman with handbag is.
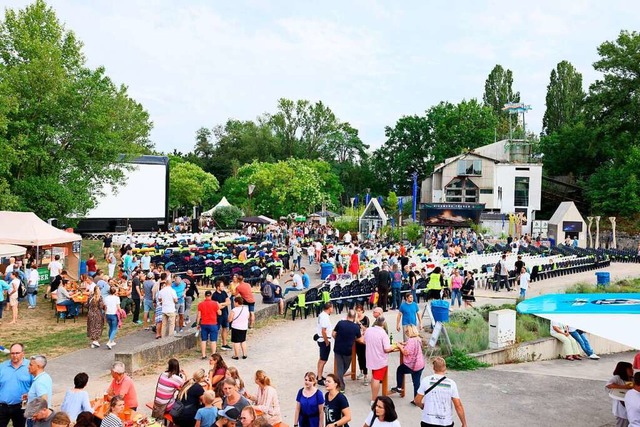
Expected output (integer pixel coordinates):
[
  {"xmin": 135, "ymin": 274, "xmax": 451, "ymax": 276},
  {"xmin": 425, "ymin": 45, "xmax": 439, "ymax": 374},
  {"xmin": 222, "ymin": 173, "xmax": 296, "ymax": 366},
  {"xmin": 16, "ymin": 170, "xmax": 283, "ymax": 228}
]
[
  {"xmin": 172, "ymin": 370, "xmax": 205, "ymax": 427},
  {"xmin": 229, "ymin": 296, "xmax": 250, "ymax": 360},
  {"xmin": 152, "ymin": 359, "xmax": 185, "ymax": 419}
]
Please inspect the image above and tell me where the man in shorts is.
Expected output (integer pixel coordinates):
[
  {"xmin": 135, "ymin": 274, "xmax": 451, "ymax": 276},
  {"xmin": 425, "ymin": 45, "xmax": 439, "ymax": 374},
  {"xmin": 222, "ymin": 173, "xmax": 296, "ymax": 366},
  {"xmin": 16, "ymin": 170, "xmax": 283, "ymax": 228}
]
[
  {"xmin": 212, "ymin": 281, "xmax": 232, "ymax": 351},
  {"xmin": 171, "ymin": 276, "xmax": 186, "ymax": 333},
  {"xmin": 142, "ymin": 272, "xmax": 156, "ymax": 330},
  {"xmin": 196, "ymin": 291, "xmax": 222, "ymax": 359},
  {"xmin": 365, "ymin": 316, "xmax": 398, "ymax": 405},
  {"xmin": 316, "ymin": 302, "xmax": 333, "ymax": 386}
]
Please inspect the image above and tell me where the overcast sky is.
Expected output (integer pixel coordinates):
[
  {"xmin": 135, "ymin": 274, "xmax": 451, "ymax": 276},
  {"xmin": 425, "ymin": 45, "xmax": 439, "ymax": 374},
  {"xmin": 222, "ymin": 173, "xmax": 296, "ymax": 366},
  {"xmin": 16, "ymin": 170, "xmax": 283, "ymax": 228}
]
[{"xmin": 4, "ymin": 0, "xmax": 640, "ymax": 154}]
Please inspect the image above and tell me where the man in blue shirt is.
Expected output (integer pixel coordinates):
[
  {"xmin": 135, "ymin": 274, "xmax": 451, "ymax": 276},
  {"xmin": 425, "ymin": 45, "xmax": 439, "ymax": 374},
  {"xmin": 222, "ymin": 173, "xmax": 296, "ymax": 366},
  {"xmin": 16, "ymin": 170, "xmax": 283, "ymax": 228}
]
[
  {"xmin": 0, "ymin": 343, "xmax": 33, "ymax": 427},
  {"xmin": 396, "ymin": 293, "xmax": 421, "ymax": 340},
  {"xmin": 27, "ymin": 355, "xmax": 52, "ymax": 406},
  {"xmin": 171, "ymin": 275, "xmax": 186, "ymax": 333},
  {"xmin": 300, "ymin": 267, "xmax": 311, "ymax": 289}
]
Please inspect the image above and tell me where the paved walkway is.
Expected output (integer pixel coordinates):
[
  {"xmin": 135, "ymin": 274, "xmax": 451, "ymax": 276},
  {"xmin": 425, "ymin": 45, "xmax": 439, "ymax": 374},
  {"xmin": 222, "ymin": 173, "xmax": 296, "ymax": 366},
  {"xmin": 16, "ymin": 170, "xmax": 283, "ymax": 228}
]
[{"xmin": 45, "ymin": 262, "xmax": 640, "ymax": 427}]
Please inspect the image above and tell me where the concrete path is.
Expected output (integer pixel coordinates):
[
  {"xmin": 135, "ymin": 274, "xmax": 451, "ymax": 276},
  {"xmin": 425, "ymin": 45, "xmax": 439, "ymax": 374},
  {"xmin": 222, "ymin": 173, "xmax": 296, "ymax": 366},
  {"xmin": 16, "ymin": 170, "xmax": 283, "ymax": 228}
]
[{"xmin": 44, "ymin": 261, "xmax": 640, "ymax": 426}]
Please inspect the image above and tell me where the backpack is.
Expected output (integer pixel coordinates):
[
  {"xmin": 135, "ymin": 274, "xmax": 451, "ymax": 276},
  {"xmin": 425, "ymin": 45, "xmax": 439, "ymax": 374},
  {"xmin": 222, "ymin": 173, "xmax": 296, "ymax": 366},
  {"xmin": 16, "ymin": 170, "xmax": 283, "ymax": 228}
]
[
  {"xmin": 261, "ymin": 281, "xmax": 274, "ymax": 300},
  {"xmin": 17, "ymin": 276, "xmax": 27, "ymax": 299}
]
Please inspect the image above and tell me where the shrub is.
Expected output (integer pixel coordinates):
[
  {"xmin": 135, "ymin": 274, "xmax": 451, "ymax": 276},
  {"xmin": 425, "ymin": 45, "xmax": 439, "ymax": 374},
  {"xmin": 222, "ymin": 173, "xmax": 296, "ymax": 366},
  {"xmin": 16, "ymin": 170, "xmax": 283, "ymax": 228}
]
[
  {"xmin": 212, "ymin": 205, "xmax": 243, "ymax": 229},
  {"xmin": 565, "ymin": 279, "xmax": 640, "ymax": 294},
  {"xmin": 445, "ymin": 349, "xmax": 490, "ymax": 371}
]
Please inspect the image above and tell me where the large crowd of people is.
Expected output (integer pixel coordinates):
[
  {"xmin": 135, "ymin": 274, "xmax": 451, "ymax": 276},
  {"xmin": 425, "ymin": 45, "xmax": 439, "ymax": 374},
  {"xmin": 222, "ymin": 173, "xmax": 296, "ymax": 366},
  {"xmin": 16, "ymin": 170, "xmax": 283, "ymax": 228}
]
[{"xmin": 3, "ymin": 220, "xmax": 640, "ymax": 427}]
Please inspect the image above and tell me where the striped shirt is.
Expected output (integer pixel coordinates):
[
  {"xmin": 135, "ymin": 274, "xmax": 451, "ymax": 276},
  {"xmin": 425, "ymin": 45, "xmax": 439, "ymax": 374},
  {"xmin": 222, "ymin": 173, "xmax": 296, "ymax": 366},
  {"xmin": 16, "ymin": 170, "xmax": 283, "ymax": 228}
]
[{"xmin": 154, "ymin": 372, "xmax": 184, "ymax": 407}]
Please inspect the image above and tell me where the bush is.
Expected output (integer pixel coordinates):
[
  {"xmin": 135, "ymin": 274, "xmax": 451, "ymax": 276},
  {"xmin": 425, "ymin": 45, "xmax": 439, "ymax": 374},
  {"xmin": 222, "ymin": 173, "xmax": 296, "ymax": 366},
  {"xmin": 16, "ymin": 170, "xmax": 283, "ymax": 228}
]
[
  {"xmin": 445, "ymin": 349, "xmax": 490, "ymax": 371},
  {"xmin": 404, "ymin": 223, "xmax": 423, "ymax": 243},
  {"xmin": 333, "ymin": 218, "xmax": 357, "ymax": 234},
  {"xmin": 212, "ymin": 205, "xmax": 243, "ymax": 229},
  {"xmin": 447, "ymin": 312, "xmax": 489, "ymax": 354}
]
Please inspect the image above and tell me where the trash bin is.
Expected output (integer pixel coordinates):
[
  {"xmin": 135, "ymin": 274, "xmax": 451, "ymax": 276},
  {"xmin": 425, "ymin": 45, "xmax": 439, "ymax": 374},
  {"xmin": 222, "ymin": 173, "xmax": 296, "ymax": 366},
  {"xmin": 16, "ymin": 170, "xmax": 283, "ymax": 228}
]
[
  {"xmin": 79, "ymin": 260, "xmax": 87, "ymax": 275},
  {"xmin": 596, "ymin": 271, "xmax": 610, "ymax": 287},
  {"xmin": 431, "ymin": 300, "xmax": 450, "ymax": 322},
  {"xmin": 320, "ymin": 262, "xmax": 334, "ymax": 280}
]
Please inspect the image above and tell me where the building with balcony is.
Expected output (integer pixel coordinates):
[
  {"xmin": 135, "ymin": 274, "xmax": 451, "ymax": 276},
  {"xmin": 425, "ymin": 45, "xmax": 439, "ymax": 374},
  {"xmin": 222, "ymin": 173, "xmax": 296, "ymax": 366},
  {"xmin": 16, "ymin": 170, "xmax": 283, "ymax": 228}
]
[{"xmin": 420, "ymin": 139, "xmax": 542, "ymax": 234}]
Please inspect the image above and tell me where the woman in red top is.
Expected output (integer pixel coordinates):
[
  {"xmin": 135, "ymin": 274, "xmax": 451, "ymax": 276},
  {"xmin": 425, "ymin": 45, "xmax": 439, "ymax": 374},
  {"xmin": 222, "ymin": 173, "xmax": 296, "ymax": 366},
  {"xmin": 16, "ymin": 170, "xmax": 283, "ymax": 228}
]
[{"xmin": 348, "ymin": 249, "xmax": 360, "ymax": 278}]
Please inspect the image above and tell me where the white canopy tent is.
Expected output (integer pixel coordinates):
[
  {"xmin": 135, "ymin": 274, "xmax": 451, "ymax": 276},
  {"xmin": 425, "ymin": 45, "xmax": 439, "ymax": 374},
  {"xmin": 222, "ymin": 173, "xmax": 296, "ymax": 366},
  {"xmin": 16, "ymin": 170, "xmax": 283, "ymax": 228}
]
[
  {"xmin": 0, "ymin": 211, "xmax": 82, "ymax": 279},
  {"xmin": 202, "ymin": 197, "xmax": 233, "ymax": 217},
  {"xmin": 0, "ymin": 244, "xmax": 27, "ymax": 258}
]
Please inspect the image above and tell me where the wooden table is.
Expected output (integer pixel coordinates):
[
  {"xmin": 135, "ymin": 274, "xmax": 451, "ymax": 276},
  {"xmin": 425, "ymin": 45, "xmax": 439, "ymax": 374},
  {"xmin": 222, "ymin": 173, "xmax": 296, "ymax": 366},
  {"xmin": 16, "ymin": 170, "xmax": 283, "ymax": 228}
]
[{"xmin": 93, "ymin": 399, "xmax": 140, "ymax": 421}]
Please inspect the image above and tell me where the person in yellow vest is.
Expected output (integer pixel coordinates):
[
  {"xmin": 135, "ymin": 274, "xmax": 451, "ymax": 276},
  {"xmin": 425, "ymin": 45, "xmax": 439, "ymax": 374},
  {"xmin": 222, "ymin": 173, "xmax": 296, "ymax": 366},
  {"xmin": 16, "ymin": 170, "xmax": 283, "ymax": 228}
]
[{"xmin": 426, "ymin": 267, "xmax": 445, "ymax": 301}]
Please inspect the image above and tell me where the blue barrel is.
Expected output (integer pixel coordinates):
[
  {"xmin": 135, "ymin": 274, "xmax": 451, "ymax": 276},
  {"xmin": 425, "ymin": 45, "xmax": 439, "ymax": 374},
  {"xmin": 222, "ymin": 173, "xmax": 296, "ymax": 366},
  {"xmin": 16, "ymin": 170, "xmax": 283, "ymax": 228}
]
[
  {"xmin": 79, "ymin": 260, "xmax": 87, "ymax": 275},
  {"xmin": 431, "ymin": 300, "xmax": 450, "ymax": 322},
  {"xmin": 320, "ymin": 262, "xmax": 334, "ymax": 280},
  {"xmin": 596, "ymin": 272, "xmax": 610, "ymax": 286}
]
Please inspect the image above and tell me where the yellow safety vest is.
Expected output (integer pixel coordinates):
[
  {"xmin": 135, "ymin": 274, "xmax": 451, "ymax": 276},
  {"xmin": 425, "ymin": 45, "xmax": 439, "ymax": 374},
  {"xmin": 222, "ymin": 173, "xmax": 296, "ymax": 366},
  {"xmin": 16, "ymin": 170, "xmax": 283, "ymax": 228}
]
[{"xmin": 427, "ymin": 273, "xmax": 442, "ymax": 290}]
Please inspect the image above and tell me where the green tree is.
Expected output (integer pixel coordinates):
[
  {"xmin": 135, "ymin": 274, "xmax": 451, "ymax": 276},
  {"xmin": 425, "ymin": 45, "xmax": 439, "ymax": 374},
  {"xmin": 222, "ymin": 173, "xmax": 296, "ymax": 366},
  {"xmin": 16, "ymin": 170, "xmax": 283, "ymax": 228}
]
[
  {"xmin": 542, "ymin": 61, "xmax": 585, "ymax": 135},
  {"xmin": 169, "ymin": 161, "xmax": 219, "ymax": 210},
  {"xmin": 483, "ymin": 64, "xmax": 521, "ymax": 115},
  {"xmin": 221, "ymin": 159, "xmax": 341, "ymax": 218},
  {"xmin": 373, "ymin": 99, "xmax": 497, "ymax": 194},
  {"xmin": 212, "ymin": 205, "xmax": 243, "ymax": 229},
  {"xmin": 483, "ymin": 64, "xmax": 520, "ymax": 139},
  {"xmin": 385, "ymin": 191, "xmax": 398, "ymax": 217},
  {"xmin": 587, "ymin": 30, "xmax": 640, "ymax": 159},
  {"xmin": 0, "ymin": 0, "xmax": 152, "ymax": 220}
]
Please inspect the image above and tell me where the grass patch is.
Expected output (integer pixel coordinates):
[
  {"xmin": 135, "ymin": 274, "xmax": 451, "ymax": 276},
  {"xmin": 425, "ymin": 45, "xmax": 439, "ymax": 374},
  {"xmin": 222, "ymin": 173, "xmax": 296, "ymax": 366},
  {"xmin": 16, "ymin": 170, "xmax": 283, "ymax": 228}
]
[
  {"xmin": 446, "ymin": 304, "xmax": 550, "ymax": 354},
  {"xmin": 445, "ymin": 349, "xmax": 490, "ymax": 371},
  {"xmin": 565, "ymin": 279, "xmax": 640, "ymax": 294}
]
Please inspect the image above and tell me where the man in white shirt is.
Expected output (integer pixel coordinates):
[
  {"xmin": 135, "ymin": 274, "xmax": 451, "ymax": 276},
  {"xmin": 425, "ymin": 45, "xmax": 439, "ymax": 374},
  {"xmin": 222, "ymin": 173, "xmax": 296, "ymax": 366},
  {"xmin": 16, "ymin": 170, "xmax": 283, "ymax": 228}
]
[
  {"xmin": 414, "ymin": 357, "xmax": 467, "ymax": 427},
  {"xmin": 46, "ymin": 255, "xmax": 63, "ymax": 299},
  {"xmin": 625, "ymin": 372, "xmax": 640, "ymax": 427},
  {"xmin": 157, "ymin": 284, "xmax": 178, "ymax": 338},
  {"xmin": 283, "ymin": 273, "xmax": 303, "ymax": 296},
  {"xmin": 316, "ymin": 302, "xmax": 333, "ymax": 386}
]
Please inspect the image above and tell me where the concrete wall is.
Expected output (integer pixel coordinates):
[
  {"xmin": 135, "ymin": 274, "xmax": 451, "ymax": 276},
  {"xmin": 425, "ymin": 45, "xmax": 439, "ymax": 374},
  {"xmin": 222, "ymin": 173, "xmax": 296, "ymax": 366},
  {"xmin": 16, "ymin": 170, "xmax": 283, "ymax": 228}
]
[{"xmin": 470, "ymin": 333, "xmax": 634, "ymax": 366}]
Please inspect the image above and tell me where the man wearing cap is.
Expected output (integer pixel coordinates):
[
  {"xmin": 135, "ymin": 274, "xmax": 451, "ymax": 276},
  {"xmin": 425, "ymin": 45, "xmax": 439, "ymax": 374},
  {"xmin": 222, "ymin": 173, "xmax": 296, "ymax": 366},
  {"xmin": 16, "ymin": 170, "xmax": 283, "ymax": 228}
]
[
  {"xmin": 24, "ymin": 398, "xmax": 54, "ymax": 427},
  {"xmin": 0, "ymin": 343, "xmax": 32, "ymax": 427},
  {"xmin": 283, "ymin": 272, "xmax": 304, "ymax": 296},
  {"xmin": 216, "ymin": 407, "xmax": 240, "ymax": 427},
  {"xmin": 196, "ymin": 291, "xmax": 222, "ymax": 358}
]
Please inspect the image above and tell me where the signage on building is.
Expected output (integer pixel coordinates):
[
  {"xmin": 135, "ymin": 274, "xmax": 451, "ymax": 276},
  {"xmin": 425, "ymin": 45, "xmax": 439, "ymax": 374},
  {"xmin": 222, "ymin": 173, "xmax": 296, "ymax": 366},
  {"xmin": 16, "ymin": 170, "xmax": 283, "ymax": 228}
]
[{"xmin": 420, "ymin": 203, "xmax": 485, "ymax": 227}]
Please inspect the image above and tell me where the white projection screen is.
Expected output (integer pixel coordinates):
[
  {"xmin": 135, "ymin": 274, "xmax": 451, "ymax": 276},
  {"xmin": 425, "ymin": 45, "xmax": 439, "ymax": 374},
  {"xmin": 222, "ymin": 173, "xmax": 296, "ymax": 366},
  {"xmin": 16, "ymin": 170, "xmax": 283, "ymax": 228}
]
[{"xmin": 76, "ymin": 156, "xmax": 169, "ymax": 233}]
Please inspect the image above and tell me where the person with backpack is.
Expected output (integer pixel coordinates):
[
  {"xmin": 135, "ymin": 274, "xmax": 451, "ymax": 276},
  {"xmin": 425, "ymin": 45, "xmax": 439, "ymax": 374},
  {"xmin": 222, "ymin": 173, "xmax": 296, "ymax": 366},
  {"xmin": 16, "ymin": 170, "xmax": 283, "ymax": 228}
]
[{"xmin": 261, "ymin": 276, "xmax": 283, "ymax": 315}]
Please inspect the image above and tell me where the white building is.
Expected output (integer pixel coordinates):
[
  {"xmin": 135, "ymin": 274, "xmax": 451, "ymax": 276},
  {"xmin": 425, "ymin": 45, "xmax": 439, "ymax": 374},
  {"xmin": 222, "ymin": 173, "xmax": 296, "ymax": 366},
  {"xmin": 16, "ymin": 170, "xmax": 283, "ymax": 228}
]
[{"xmin": 420, "ymin": 139, "xmax": 542, "ymax": 234}]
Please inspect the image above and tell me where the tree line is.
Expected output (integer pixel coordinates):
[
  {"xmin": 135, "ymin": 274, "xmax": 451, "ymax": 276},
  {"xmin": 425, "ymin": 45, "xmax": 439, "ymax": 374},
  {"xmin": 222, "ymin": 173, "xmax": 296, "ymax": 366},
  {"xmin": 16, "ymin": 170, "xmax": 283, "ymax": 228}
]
[{"xmin": 2, "ymin": 1, "xmax": 639, "ymax": 222}]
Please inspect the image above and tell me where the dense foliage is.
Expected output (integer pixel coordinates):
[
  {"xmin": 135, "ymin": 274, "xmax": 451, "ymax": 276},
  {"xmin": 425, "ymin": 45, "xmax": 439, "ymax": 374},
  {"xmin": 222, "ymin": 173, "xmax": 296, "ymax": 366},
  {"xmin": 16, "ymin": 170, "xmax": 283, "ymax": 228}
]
[{"xmin": 0, "ymin": 1, "xmax": 152, "ymax": 221}]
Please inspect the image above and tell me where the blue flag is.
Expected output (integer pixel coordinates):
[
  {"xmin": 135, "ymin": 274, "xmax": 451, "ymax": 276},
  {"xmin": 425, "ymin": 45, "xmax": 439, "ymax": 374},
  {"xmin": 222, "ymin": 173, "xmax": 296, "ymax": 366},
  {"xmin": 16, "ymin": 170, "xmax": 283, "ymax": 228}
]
[
  {"xmin": 354, "ymin": 194, "xmax": 359, "ymax": 207},
  {"xmin": 399, "ymin": 197, "xmax": 403, "ymax": 212}
]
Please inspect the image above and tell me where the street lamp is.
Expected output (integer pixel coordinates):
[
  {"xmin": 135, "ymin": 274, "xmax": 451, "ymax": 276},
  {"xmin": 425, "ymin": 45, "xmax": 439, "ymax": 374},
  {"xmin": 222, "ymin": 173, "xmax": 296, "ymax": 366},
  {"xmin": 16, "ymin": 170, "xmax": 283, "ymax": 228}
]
[
  {"xmin": 248, "ymin": 184, "xmax": 255, "ymax": 216},
  {"xmin": 411, "ymin": 171, "xmax": 418, "ymax": 222}
]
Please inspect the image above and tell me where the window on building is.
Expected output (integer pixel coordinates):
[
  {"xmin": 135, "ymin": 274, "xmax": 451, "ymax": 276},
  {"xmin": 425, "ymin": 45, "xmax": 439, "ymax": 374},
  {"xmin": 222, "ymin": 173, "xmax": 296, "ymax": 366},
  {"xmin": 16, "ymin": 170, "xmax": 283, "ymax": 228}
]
[
  {"xmin": 514, "ymin": 177, "xmax": 529, "ymax": 206},
  {"xmin": 457, "ymin": 160, "xmax": 482, "ymax": 176},
  {"xmin": 445, "ymin": 177, "xmax": 479, "ymax": 203},
  {"xmin": 480, "ymin": 188, "xmax": 493, "ymax": 194}
]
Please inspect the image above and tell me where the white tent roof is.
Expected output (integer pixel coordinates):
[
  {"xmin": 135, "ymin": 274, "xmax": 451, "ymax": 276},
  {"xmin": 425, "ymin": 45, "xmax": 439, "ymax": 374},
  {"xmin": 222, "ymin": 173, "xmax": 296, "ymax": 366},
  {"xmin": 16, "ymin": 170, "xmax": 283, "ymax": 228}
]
[
  {"xmin": 0, "ymin": 211, "xmax": 82, "ymax": 246},
  {"xmin": 202, "ymin": 197, "xmax": 234, "ymax": 217},
  {"xmin": 359, "ymin": 198, "xmax": 388, "ymax": 222},
  {"xmin": 0, "ymin": 244, "xmax": 26, "ymax": 257}
]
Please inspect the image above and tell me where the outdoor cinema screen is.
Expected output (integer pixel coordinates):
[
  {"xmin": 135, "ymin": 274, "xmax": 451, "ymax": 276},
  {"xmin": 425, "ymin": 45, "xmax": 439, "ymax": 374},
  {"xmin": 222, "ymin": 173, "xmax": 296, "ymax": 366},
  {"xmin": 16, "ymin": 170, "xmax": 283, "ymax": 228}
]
[
  {"xmin": 83, "ymin": 157, "xmax": 168, "ymax": 220},
  {"xmin": 562, "ymin": 221, "xmax": 583, "ymax": 232}
]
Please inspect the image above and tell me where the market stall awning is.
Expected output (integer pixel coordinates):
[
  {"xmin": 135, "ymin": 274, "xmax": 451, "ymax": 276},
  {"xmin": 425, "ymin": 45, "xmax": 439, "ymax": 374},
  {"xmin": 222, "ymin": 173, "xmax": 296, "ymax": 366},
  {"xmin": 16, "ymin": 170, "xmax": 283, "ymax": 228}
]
[
  {"xmin": 0, "ymin": 211, "xmax": 82, "ymax": 246},
  {"xmin": 237, "ymin": 216, "xmax": 276, "ymax": 225},
  {"xmin": 0, "ymin": 244, "xmax": 27, "ymax": 258}
]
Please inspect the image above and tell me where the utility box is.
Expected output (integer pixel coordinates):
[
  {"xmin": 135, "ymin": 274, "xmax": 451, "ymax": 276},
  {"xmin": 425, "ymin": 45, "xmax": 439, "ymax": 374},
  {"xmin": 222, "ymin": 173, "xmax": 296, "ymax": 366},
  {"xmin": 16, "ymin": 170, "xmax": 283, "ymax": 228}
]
[{"xmin": 489, "ymin": 309, "xmax": 516, "ymax": 349}]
